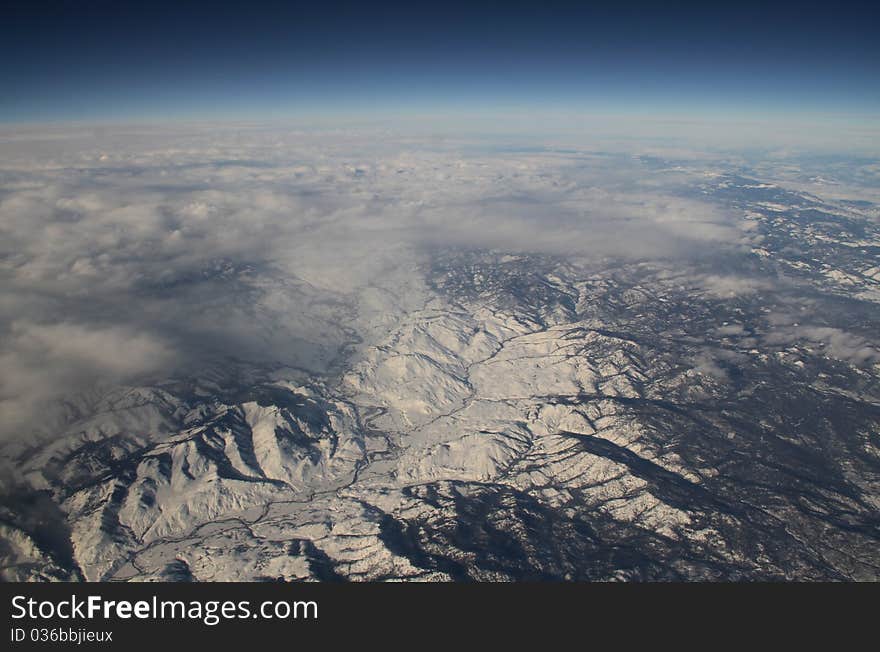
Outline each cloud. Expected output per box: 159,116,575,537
715,324,747,336
0,123,759,440
0,322,174,438
763,325,880,365
690,351,730,381
696,274,776,298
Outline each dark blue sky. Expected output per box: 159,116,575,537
1,1,878,122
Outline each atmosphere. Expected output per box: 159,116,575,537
2,0,879,121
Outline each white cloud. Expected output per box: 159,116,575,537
697,274,776,298
0,123,772,439
0,322,174,438
764,325,880,365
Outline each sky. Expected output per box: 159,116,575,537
1,0,879,123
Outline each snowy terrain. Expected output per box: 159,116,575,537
1,125,879,580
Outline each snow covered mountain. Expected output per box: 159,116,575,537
1,128,879,581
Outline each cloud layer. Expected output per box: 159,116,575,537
0,123,770,438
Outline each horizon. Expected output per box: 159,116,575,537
2,1,879,123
